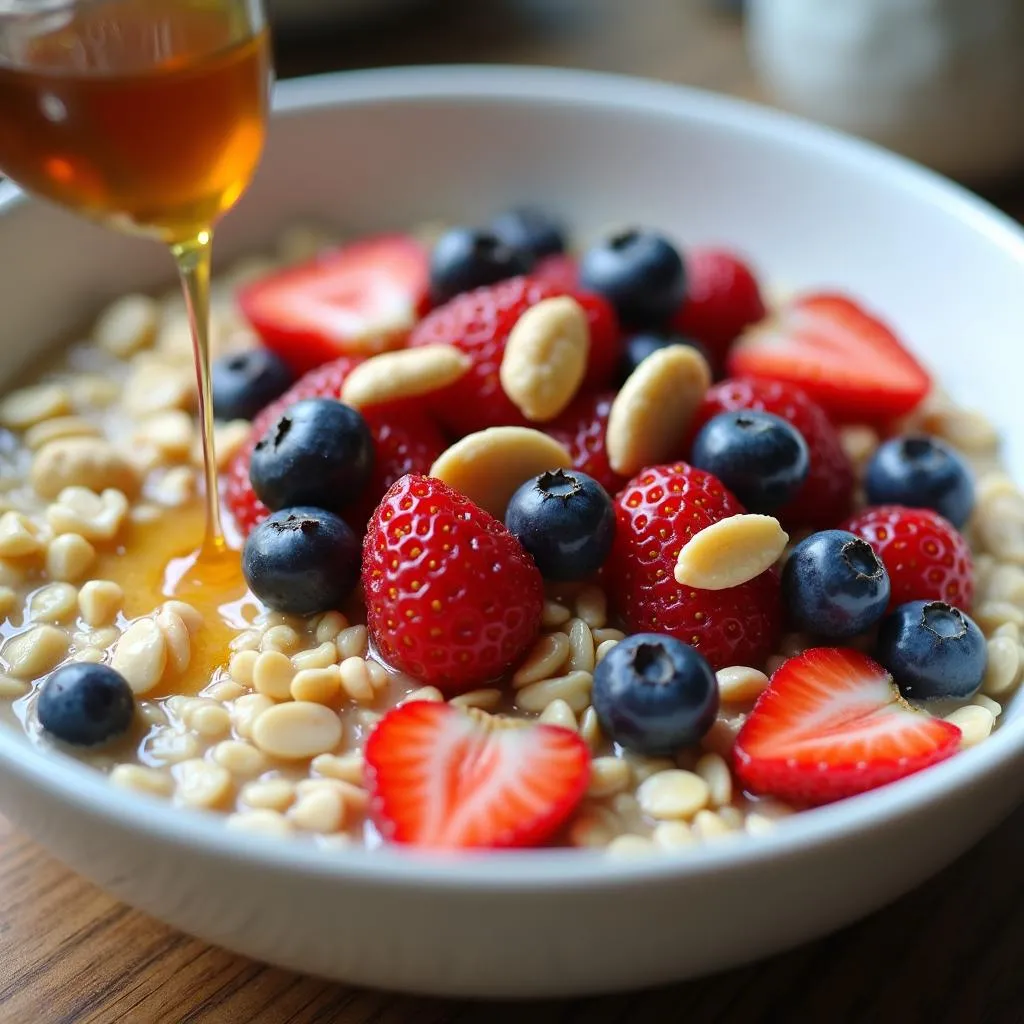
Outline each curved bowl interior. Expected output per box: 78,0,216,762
1,66,1024,997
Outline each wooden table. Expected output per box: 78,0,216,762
4,2,1024,1021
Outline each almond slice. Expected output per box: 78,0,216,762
674,514,788,590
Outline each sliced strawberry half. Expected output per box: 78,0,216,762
238,235,430,375
727,293,931,424
734,647,961,807
365,701,591,849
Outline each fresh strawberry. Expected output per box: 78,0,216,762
841,505,974,610
671,249,766,366
238,235,430,376
222,356,446,536
734,647,961,806
533,253,579,291
363,475,545,692
545,390,627,495
726,293,931,424
365,701,590,849
605,463,782,670
688,377,853,528
407,276,621,436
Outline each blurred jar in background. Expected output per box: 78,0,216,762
746,0,1024,183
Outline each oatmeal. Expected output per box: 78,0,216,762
1,211,1022,853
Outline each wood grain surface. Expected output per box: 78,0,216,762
4,2,1024,1021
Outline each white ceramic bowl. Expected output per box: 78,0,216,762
2,66,1024,999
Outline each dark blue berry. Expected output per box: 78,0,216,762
865,435,974,528
37,663,134,747
617,330,707,385
429,227,533,305
876,600,986,702
783,530,890,638
242,506,360,615
211,348,294,422
578,229,686,328
504,469,615,581
489,206,566,261
592,633,719,755
249,398,373,514
690,410,809,513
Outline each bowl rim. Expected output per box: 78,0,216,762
3,63,1024,890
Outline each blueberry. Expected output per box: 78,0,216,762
37,663,134,747
592,634,719,755
578,229,686,328
618,330,707,385
782,530,890,639
690,410,809,513
488,206,566,261
865,435,974,528
249,398,374,514
242,506,360,615
429,227,533,305
211,348,294,422
876,600,986,702
504,469,615,581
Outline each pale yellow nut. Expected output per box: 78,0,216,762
124,359,194,416
541,600,572,628
156,607,191,675
404,685,445,703
338,656,375,703
190,703,232,739
567,618,595,673
70,373,120,409
160,600,203,636
205,421,252,471
0,511,47,557
78,580,124,627
568,805,622,848
515,670,593,714
111,617,167,694
838,424,880,468
226,809,294,837
626,754,677,783
250,701,343,759
512,632,571,687
260,624,302,656
93,294,160,357
173,759,232,810
0,587,16,622
499,296,589,422
297,777,368,813
252,649,295,700
287,787,347,834
945,704,995,748
982,636,1021,696
0,558,26,589
587,756,632,798
3,625,69,679
575,586,608,630
695,752,733,807
45,533,96,582
449,688,503,710
606,345,711,476
46,487,129,542
335,624,368,660
134,411,195,462
595,638,619,663
231,693,275,739
205,679,245,703
0,673,30,698
972,693,1002,718
315,610,348,644
692,809,737,840
28,582,78,623
70,647,105,665
429,427,572,519
311,751,365,786
228,649,258,687
341,344,471,409
637,769,710,820
675,514,788,590
606,834,656,858
744,813,777,836
291,642,338,672
25,416,100,452
716,665,770,703
31,437,140,501
290,665,342,704
110,764,173,798
652,821,696,849
974,601,1024,634
240,777,297,812
212,740,268,776
0,383,71,430
537,698,578,731
578,705,603,750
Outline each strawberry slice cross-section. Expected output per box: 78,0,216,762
365,701,591,850
727,293,931,424
734,647,961,807
238,234,430,375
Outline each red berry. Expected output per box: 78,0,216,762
727,293,931,424
672,248,766,365
407,276,620,436
841,505,975,611
734,647,961,806
222,356,446,537
605,463,782,670
365,701,590,849
545,390,627,495
688,377,854,529
362,475,545,693
533,253,579,291
238,235,431,376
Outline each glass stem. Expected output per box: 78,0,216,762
171,230,224,554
